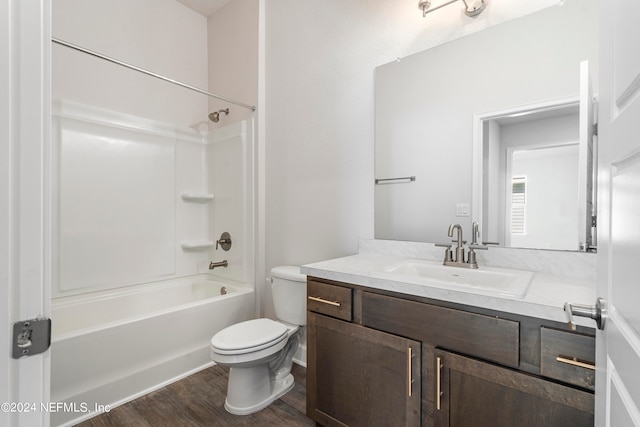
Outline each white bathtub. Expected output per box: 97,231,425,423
50,274,255,427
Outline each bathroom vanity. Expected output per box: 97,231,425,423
302,250,596,427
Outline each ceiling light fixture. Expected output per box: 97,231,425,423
418,0,488,17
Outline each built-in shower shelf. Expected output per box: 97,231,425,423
180,192,214,203
180,240,214,250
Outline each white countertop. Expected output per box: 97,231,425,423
301,252,597,328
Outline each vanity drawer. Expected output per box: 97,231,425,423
307,280,353,321
541,327,595,391
362,292,520,368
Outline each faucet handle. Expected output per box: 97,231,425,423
435,243,454,263
471,222,480,245
216,232,232,251
469,244,488,251
466,244,487,268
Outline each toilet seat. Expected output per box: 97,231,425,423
211,318,288,355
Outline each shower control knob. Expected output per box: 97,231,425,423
216,232,232,251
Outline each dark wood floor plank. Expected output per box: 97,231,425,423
75,364,313,427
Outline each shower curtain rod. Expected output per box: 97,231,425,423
52,37,256,112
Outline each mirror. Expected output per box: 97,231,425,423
374,0,598,250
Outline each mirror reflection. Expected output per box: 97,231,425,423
475,99,595,251
374,0,598,250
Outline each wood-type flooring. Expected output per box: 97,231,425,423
76,363,314,427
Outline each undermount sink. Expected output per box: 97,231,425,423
371,259,534,298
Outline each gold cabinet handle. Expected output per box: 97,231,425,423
436,356,443,410
556,355,596,370
307,296,341,307
407,347,413,397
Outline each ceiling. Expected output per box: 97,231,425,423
176,0,231,17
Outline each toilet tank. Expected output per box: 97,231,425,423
271,266,307,326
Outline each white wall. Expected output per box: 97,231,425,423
53,0,208,126
263,0,561,275
207,0,258,124
509,144,579,249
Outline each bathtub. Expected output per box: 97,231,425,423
49,274,255,427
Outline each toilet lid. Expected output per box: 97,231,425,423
211,318,289,355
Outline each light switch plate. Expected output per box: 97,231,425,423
456,203,469,217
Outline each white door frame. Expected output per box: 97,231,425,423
1,1,52,426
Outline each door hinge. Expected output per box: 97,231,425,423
592,215,597,227
12,317,51,359
593,122,598,136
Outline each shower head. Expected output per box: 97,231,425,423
208,108,230,123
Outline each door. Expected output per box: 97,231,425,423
307,313,421,427
0,1,52,426
596,0,640,425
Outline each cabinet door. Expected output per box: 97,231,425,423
307,312,421,427
433,350,594,427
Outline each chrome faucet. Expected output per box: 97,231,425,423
448,223,465,263
209,260,228,270
435,223,488,269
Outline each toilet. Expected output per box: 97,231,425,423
210,266,307,415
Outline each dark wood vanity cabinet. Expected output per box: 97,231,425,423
434,350,594,427
306,277,596,427
306,279,421,426
307,313,421,426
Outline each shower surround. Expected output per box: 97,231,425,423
49,101,256,426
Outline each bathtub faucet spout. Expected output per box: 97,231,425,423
209,260,228,270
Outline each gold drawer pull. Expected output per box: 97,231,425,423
308,296,341,307
556,355,596,370
407,347,413,397
436,356,443,410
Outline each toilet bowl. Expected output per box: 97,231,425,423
210,266,306,415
